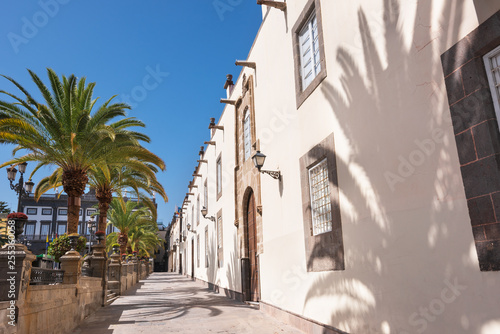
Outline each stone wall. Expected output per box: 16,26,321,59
0,245,151,334
16,277,101,334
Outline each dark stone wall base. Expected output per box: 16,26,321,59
260,301,349,334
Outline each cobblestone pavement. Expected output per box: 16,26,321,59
73,272,304,334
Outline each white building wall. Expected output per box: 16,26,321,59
243,1,500,333
176,1,500,333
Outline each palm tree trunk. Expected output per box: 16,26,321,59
96,187,112,245
67,196,81,234
118,232,128,255
62,169,88,235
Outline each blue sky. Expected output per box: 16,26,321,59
0,1,262,225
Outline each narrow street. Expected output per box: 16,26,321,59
74,273,304,334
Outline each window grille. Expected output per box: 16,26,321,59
308,158,332,235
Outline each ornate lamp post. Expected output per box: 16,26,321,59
87,216,97,255
6,162,35,212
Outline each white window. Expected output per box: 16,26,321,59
309,158,332,235
244,109,252,160
42,208,52,215
40,223,50,236
58,208,67,216
57,223,66,235
24,223,35,236
484,45,500,130
26,208,37,215
299,11,321,90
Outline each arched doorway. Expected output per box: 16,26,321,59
245,191,259,301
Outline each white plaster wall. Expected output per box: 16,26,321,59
242,0,500,333
186,106,241,293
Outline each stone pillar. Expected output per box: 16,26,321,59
59,250,82,284
120,264,128,293
90,243,106,278
127,262,133,288
0,243,36,330
107,253,121,295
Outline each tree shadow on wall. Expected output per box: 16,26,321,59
300,0,499,333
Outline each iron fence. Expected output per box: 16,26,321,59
30,268,64,285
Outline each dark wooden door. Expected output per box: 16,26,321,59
247,193,259,301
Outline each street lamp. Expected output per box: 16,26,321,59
251,151,281,180
87,216,97,254
201,206,216,222
6,163,35,212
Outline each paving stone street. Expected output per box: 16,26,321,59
73,273,304,334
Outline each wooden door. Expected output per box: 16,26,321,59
247,193,259,301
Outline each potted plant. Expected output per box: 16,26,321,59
67,233,80,251
7,212,28,242
95,230,105,241
112,243,120,254
47,234,87,262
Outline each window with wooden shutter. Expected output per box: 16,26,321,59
292,0,327,108
217,213,223,268
299,12,321,90
204,179,208,209
216,154,222,199
205,227,209,268
244,109,252,161
484,45,500,130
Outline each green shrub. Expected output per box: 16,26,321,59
48,234,87,262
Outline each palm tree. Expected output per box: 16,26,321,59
35,163,168,244
106,223,163,257
106,196,156,255
128,224,164,256
0,68,164,234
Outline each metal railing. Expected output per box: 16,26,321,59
81,266,94,277
30,268,64,285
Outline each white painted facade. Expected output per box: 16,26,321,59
175,1,500,333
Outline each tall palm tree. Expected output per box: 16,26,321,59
107,196,156,255
0,68,164,234
106,224,163,257
35,162,168,244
